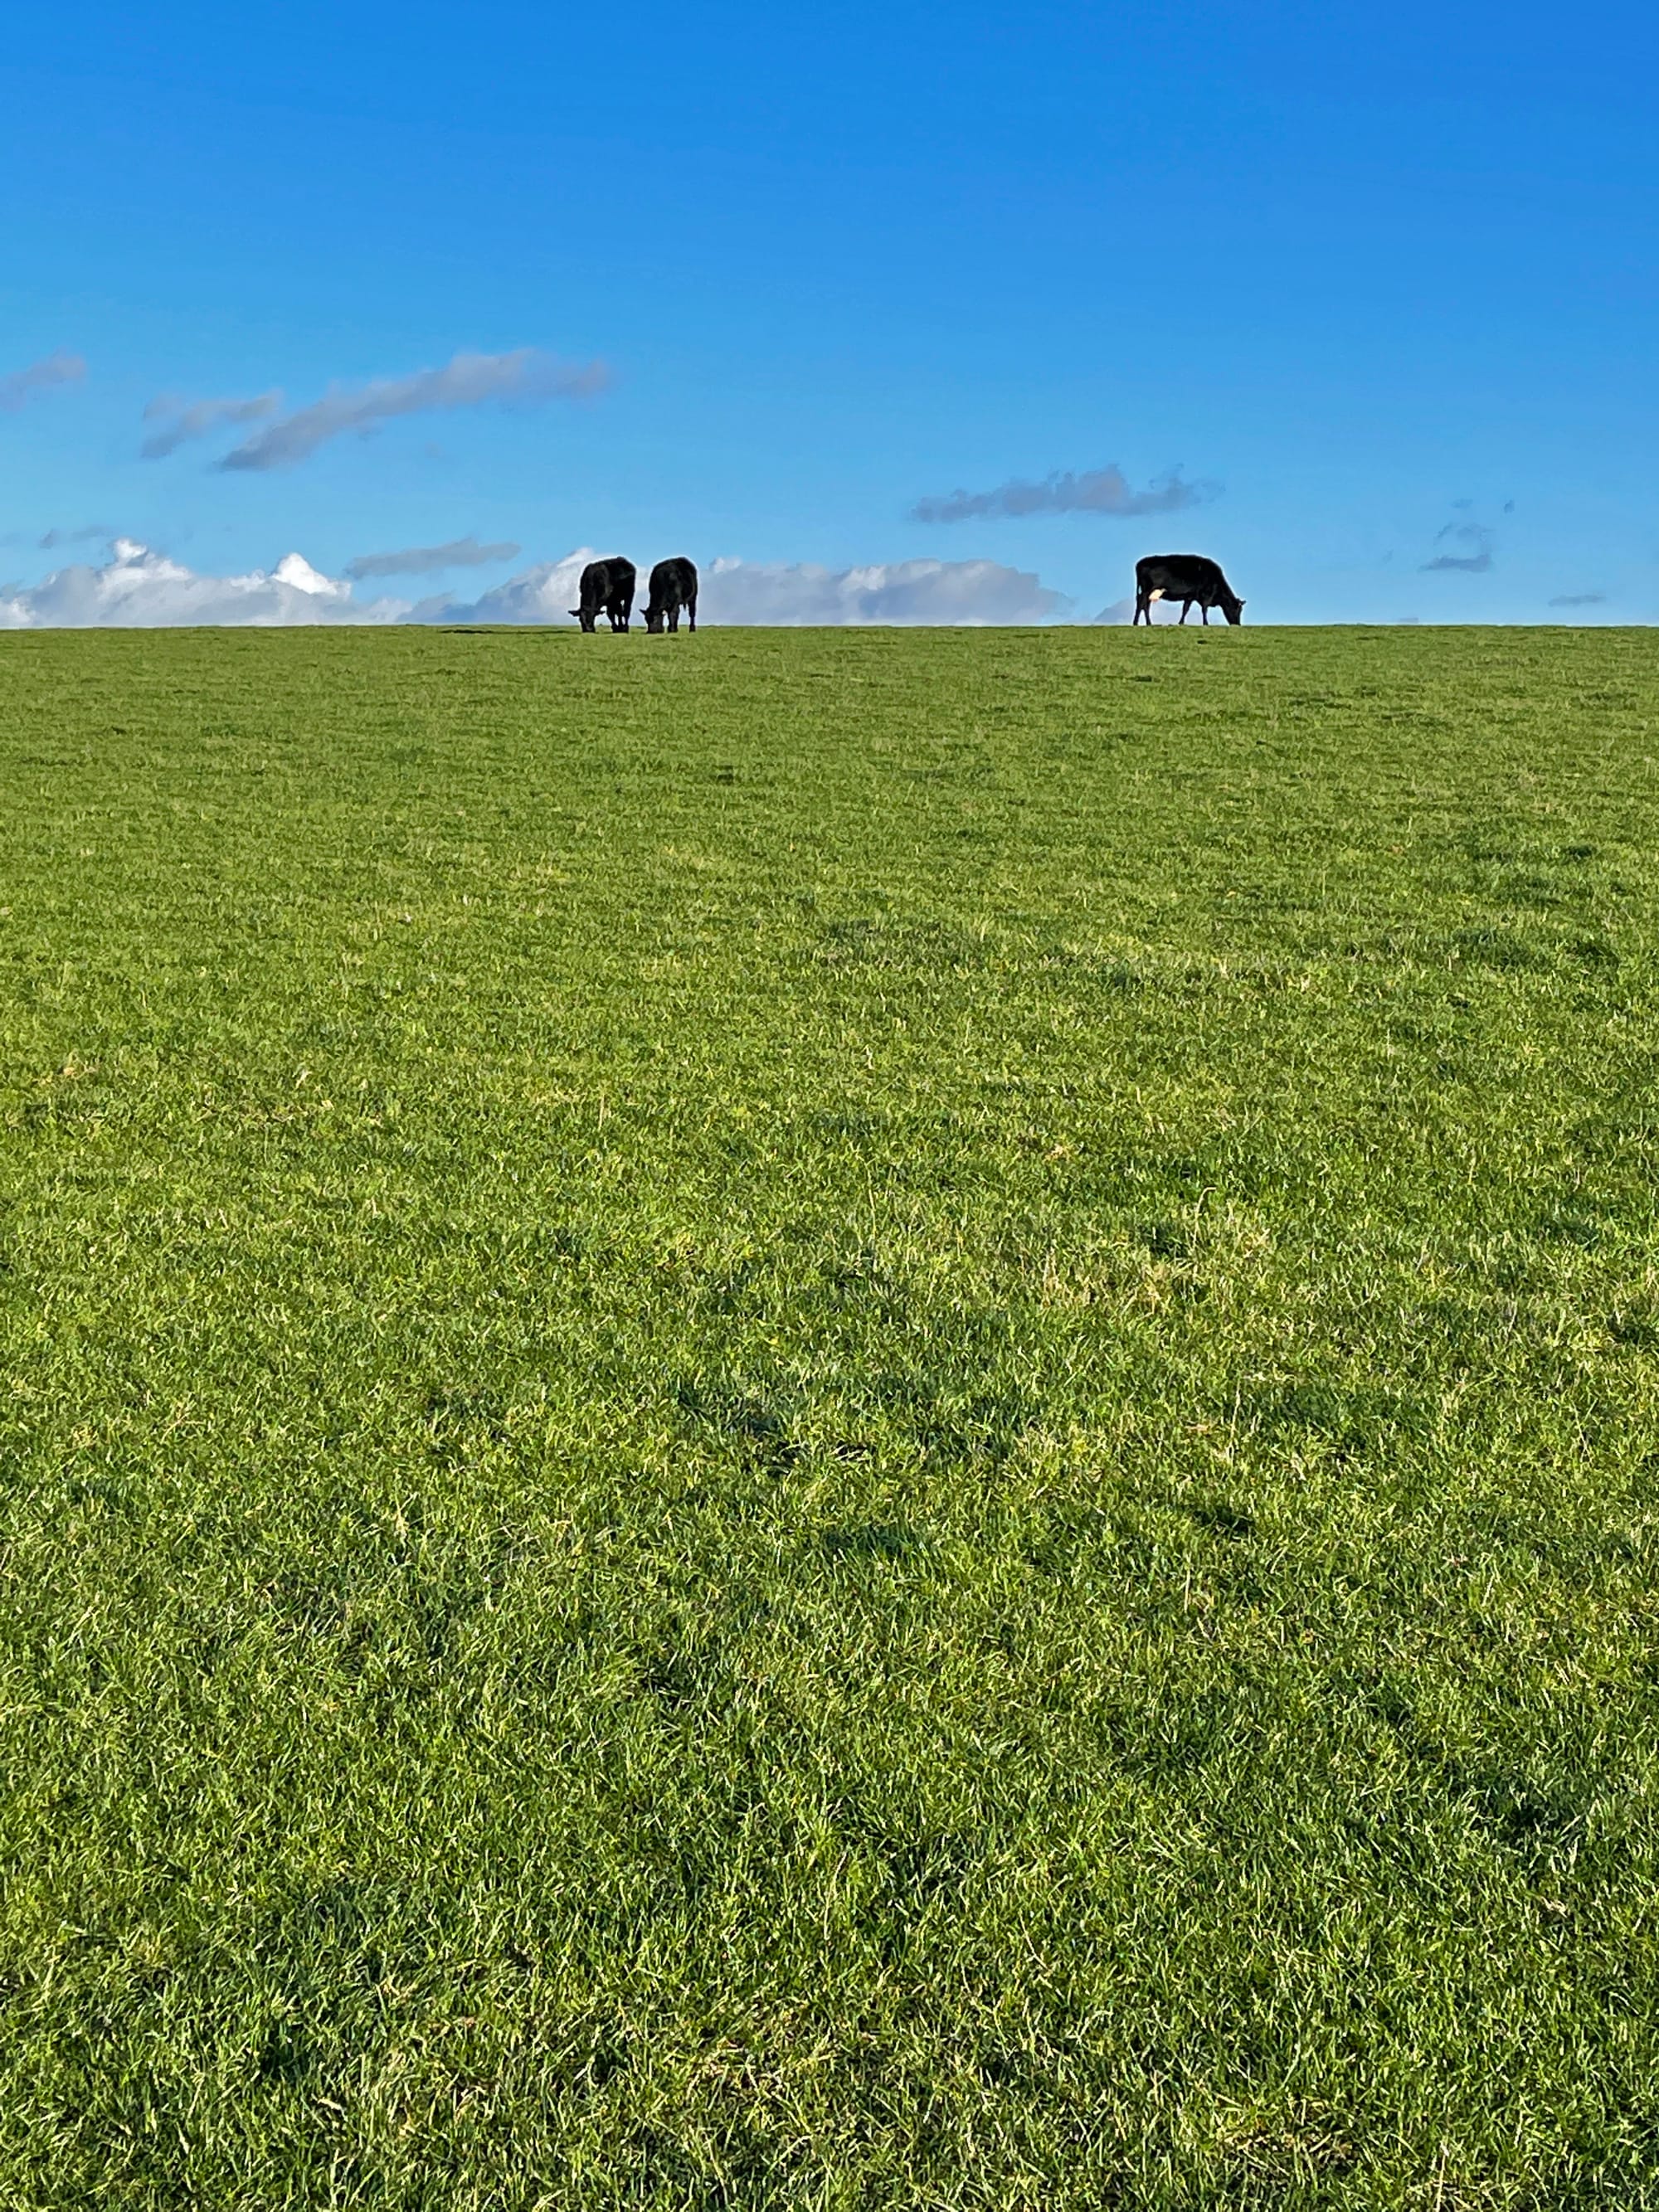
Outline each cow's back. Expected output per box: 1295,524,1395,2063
650,556,696,601
1138,553,1222,593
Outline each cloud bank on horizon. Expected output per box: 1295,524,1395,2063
0,351,87,413
697,557,1064,625
912,464,1218,525
0,542,1069,629
419,552,1066,626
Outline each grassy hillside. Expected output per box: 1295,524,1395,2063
2,625,1657,2208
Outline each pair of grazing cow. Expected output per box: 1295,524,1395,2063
1133,554,1244,625
571,556,698,634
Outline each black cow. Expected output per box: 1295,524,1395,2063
1133,554,1244,626
570,557,636,632
641,557,698,634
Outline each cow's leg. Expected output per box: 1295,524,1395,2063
1179,600,1191,624
687,596,697,633
1201,603,1210,625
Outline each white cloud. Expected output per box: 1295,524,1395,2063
0,540,407,628
220,349,611,471
0,350,86,413
406,548,599,624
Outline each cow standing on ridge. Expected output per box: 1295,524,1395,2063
641,557,698,634
1133,554,1244,625
570,557,636,632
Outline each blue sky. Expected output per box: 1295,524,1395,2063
3,0,1656,624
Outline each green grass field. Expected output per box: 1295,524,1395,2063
3,625,1657,2208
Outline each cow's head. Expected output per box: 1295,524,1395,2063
569,607,598,631
1222,596,1244,625
641,605,664,634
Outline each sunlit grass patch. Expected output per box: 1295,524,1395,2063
2,624,1657,2206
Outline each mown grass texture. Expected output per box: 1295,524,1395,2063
2,624,1657,2209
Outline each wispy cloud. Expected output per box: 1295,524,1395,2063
218,348,611,471
912,464,1218,526
38,524,113,549
1422,549,1491,572
1548,591,1606,607
141,390,281,459
1421,516,1494,573
0,350,86,413
345,535,522,580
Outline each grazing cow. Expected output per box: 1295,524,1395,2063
1133,554,1244,626
570,557,636,632
641,556,698,634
